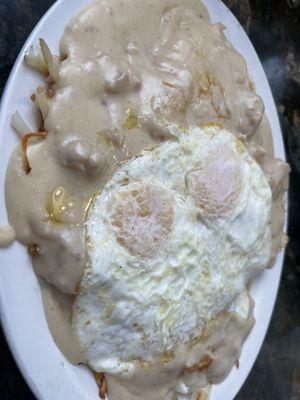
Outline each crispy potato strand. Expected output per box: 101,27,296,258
27,244,41,256
93,372,107,399
47,88,55,98
197,391,208,400
186,352,214,373
21,131,47,174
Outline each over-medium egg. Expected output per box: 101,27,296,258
72,125,272,375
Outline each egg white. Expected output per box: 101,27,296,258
73,125,272,375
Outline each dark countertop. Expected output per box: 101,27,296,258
0,1,299,399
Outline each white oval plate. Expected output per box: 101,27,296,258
0,1,287,399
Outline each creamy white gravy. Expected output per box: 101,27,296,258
4,0,290,398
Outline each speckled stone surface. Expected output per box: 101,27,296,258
0,1,299,399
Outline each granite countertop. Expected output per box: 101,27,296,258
0,1,299,399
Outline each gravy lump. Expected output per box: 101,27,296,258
0,225,16,248
4,0,290,399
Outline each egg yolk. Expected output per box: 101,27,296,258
186,147,242,218
111,183,174,258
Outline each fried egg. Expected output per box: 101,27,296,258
73,125,272,375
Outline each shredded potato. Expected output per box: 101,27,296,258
24,39,60,82
35,87,49,119
197,392,208,400
11,111,31,137
27,244,41,256
39,39,59,81
93,372,107,399
24,44,48,75
186,352,214,373
21,131,48,174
